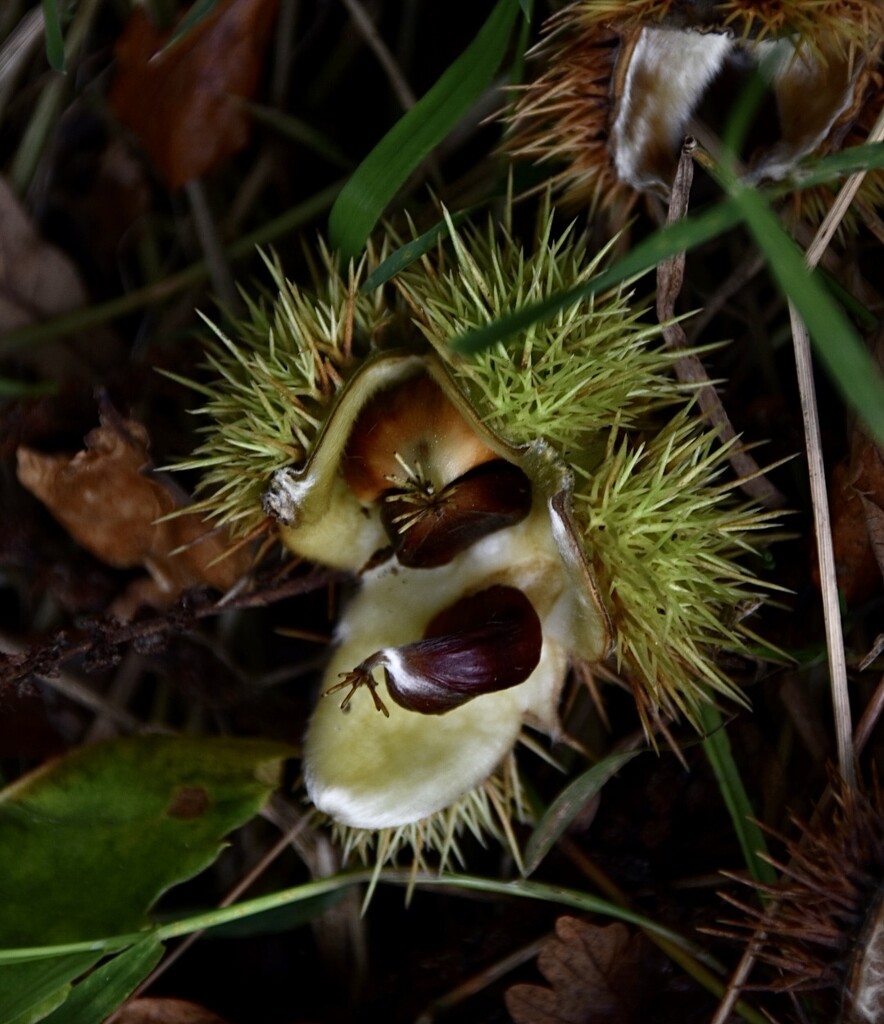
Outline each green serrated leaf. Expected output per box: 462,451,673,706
42,0,66,73
328,0,519,260
524,750,642,875
0,736,292,949
41,937,163,1024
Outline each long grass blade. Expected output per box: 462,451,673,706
733,186,884,447
41,0,64,72
328,0,520,260
451,197,744,354
523,750,642,875
699,703,776,885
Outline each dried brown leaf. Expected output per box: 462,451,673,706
827,458,882,605
861,494,884,581
112,997,231,1023
110,0,279,188
0,176,87,332
505,918,645,1024
16,413,251,616
826,340,884,604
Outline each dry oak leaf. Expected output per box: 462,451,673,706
112,998,231,1023
825,331,884,605
16,413,251,613
110,0,279,189
827,442,884,605
0,176,87,332
506,918,645,1024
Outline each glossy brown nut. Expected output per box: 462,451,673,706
381,584,543,714
381,459,532,568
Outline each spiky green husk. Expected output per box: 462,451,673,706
504,16,628,217
183,204,775,721
716,0,884,50
575,0,884,51
394,211,774,727
575,410,776,724
397,210,693,465
180,202,779,867
174,248,391,534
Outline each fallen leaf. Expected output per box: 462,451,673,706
16,410,252,616
0,735,291,1023
113,997,232,1023
41,113,151,290
110,0,280,188
825,334,884,604
862,493,884,580
505,918,646,1024
0,175,87,333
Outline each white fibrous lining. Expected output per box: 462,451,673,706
611,27,732,190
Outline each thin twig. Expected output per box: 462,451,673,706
339,0,417,111
0,567,347,690
82,651,145,742
787,104,884,789
790,305,854,787
0,635,151,733
658,140,786,509
271,0,300,106
185,179,240,312
707,933,768,1024
684,250,766,346
414,935,547,1023
854,673,884,758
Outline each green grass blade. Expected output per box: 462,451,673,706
0,869,767,1024
361,207,474,290
41,0,65,72
0,870,697,964
12,0,103,193
41,936,163,1024
327,0,520,260
0,952,101,1024
699,703,777,886
243,102,353,169
0,867,708,961
782,142,884,192
161,0,219,53
451,197,744,354
733,183,884,447
523,750,642,875
0,379,57,399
